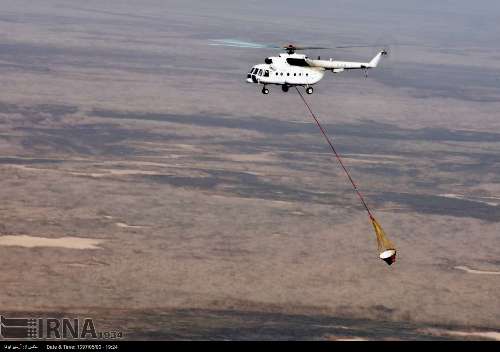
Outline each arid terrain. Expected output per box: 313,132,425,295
0,0,499,340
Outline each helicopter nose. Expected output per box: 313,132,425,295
246,77,253,83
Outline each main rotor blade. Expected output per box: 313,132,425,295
209,39,280,49
334,44,388,49
210,40,332,50
294,46,331,50
209,39,394,53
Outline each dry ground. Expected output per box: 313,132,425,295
0,0,498,340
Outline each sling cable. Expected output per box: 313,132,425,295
295,87,397,265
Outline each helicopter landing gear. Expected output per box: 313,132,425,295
281,85,289,92
306,87,313,95
262,86,269,95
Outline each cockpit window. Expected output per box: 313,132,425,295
252,68,258,74
258,69,263,76
264,70,269,77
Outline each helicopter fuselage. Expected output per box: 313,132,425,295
246,53,324,87
246,50,386,94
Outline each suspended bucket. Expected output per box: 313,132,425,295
379,249,397,265
294,88,398,265
371,217,397,265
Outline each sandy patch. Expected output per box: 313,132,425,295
5,165,169,178
344,153,405,160
115,222,147,229
94,160,169,168
342,158,393,165
377,206,409,211
454,266,500,275
5,165,47,172
421,328,500,341
173,144,202,152
289,120,313,124
66,263,89,268
439,193,499,206
328,153,405,165
0,235,103,250
325,335,368,341
224,152,275,163
69,169,166,178
208,194,297,207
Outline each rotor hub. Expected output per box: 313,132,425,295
284,44,297,54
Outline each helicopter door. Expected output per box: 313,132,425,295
251,68,259,83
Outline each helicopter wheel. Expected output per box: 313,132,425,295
262,87,269,95
306,87,313,95
281,85,289,92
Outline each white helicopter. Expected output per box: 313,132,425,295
211,40,388,95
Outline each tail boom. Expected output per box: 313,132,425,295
305,50,387,70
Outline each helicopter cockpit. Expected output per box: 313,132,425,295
247,66,270,83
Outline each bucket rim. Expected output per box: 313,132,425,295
379,249,397,259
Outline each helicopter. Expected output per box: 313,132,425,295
210,39,397,264
211,40,388,95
